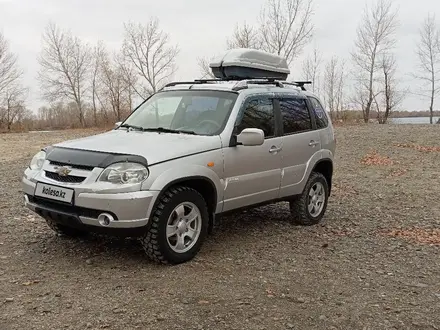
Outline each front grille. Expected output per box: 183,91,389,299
45,171,86,183
49,161,94,171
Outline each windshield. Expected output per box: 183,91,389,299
121,90,238,135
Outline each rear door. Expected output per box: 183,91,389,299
276,96,321,198
308,96,334,149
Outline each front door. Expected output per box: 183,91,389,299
222,95,282,212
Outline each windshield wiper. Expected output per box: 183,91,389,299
142,127,197,135
119,124,145,131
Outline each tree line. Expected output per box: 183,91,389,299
0,0,439,131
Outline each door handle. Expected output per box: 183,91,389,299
309,140,319,147
269,146,282,153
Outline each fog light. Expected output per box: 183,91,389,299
98,213,114,227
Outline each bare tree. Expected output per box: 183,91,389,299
99,50,132,121
0,33,22,95
0,33,27,131
1,83,28,130
122,18,179,97
301,47,322,93
37,23,92,127
376,54,404,123
226,22,261,49
351,0,398,123
323,57,346,120
258,0,314,65
414,14,440,124
116,54,139,112
90,41,107,126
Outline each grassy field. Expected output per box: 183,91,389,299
1,125,439,330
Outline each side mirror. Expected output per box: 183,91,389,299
114,121,122,129
236,128,265,146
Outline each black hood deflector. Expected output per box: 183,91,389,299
44,146,148,168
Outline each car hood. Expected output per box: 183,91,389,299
53,129,223,165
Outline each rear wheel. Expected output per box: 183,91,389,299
140,186,209,265
289,172,329,226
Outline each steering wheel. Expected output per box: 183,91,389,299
196,119,221,130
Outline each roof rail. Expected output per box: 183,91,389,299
161,78,313,92
282,81,312,91
231,78,284,91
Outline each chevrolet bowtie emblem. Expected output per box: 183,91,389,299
54,166,72,177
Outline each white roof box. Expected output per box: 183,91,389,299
209,48,290,80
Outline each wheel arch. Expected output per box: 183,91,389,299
311,158,333,195
150,175,218,227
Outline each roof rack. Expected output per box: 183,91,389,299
162,78,312,92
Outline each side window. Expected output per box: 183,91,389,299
308,97,329,129
236,97,275,138
279,98,312,135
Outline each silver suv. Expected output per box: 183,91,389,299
22,49,336,264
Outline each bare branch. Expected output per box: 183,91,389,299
351,0,399,123
196,57,216,79
0,33,23,95
0,81,28,130
258,0,314,65
90,41,106,126
122,18,179,97
226,22,261,49
301,47,322,93
323,57,347,120
377,53,404,123
37,22,92,127
414,13,440,124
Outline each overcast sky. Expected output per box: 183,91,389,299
0,0,438,112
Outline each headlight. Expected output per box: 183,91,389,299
29,150,46,170
98,162,148,184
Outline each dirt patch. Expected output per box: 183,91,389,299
1,125,440,330
360,150,394,165
386,168,408,178
395,143,440,153
381,228,440,246
331,183,358,198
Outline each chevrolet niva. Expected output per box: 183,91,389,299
22,48,336,264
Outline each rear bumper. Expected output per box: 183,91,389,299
22,176,159,234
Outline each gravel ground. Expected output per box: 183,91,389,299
1,125,440,330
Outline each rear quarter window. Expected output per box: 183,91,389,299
308,97,329,129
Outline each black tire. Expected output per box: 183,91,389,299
44,217,87,238
289,172,329,226
140,186,209,265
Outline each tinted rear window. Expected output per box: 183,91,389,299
308,97,328,129
279,98,312,135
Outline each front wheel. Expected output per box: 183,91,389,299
140,186,209,265
289,172,329,226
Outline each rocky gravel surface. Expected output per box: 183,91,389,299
1,125,439,330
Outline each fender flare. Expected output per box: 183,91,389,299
311,158,333,195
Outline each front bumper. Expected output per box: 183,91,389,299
22,175,159,234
